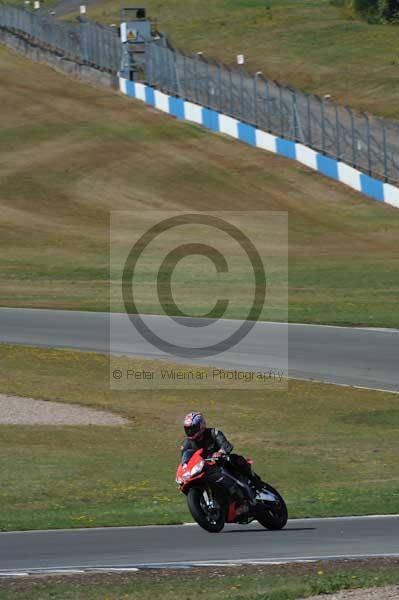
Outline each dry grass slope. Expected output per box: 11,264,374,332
0,46,399,325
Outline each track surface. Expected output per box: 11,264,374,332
0,307,398,391
1,517,399,572
1,308,398,569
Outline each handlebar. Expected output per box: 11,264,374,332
204,453,230,462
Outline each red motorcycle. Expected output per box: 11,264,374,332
176,449,288,533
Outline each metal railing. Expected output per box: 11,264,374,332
0,3,121,72
146,40,399,185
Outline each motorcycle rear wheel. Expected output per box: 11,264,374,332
187,487,225,533
256,483,288,530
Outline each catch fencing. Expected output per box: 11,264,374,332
146,41,399,185
0,3,121,72
1,3,399,184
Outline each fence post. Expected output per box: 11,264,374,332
168,47,175,95
183,53,187,99
292,90,297,141
163,38,170,91
163,45,169,91
229,68,234,115
93,23,100,69
194,53,199,104
148,42,154,86
240,68,244,121
349,107,356,168
173,47,182,97
157,45,165,89
161,37,168,89
218,63,222,113
157,40,163,87
253,72,259,126
279,85,284,137
365,113,372,176
98,26,104,70
79,19,84,64
265,79,271,133
335,105,340,160
382,119,388,182
82,19,91,66
206,59,210,107
306,94,312,146
146,41,152,85
320,97,326,154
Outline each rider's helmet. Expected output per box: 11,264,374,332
184,412,206,440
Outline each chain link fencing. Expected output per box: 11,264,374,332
0,3,121,72
146,40,399,185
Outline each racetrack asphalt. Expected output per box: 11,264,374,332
1,516,399,573
0,307,398,392
0,308,399,569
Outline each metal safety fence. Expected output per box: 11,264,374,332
2,3,399,184
0,3,121,72
146,40,399,185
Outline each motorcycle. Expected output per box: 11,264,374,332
175,449,288,533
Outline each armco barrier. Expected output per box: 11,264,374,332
119,78,399,209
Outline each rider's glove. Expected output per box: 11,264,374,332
212,451,225,459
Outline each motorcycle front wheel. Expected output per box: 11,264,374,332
256,483,288,530
187,487,225,533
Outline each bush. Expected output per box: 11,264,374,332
338,0,399,21
378,0,399,20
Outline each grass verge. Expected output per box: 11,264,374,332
0,344,399,531
0,560,399,599
1,47,399,326
81,0,399,120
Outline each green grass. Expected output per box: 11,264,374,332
1,344,399,531
0,562,399,599
1,47,399,326
82,0,399,120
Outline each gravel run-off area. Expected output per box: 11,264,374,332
301,585,399,599
0,394,128,425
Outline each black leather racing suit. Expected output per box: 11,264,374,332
180,428,254,483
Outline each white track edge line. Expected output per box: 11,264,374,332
3,553,399,576
1,514,399,535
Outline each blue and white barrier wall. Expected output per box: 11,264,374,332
119,78,399,209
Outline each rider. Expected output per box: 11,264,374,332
181,412,263,492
